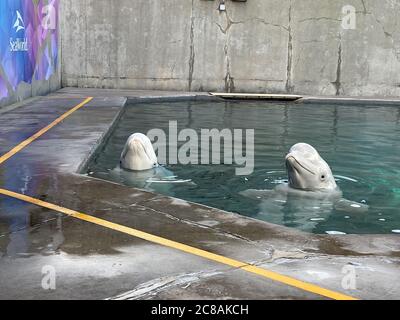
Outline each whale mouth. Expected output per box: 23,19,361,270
285,156,316,175
141,142,155,162
131,139,158,166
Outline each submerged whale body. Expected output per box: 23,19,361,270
110,165,181,190
240,143,368,231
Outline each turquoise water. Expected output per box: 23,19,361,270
87,100,400,234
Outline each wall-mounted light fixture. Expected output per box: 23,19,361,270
218,0,226,12
200,0,247,12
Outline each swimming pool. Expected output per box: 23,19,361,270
86,99,400,234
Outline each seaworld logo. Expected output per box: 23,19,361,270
13,10,25,33
10,38,28,52
9,10,28,52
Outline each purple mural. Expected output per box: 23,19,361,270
0,0,59,100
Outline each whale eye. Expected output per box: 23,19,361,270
321,175,326,180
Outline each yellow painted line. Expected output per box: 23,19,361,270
0,188,358,300
0,97,93,165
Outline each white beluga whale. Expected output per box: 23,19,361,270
110,133,193,191
120,133,158,171
285,143,338,193
240,143,368,232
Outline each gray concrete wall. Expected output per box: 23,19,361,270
61,0,400,97
0,73,61,108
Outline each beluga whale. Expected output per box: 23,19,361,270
120,133,159,171
240,143,368,231
109,133,192,191
285,142,340,195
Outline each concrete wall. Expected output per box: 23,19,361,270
0,73,61,108
61,0,400,97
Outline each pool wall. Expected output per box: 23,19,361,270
61,0,400,97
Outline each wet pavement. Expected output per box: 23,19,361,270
0,88,399,300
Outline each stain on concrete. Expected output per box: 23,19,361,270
332,35,343,96
188,0,195,91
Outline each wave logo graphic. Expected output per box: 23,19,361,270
13,10,25,33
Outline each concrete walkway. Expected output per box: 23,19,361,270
0,88,399,300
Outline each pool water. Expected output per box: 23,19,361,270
86,100,400,234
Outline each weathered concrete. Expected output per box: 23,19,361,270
61,0,400,97
0,72,61,109
0,88,399,300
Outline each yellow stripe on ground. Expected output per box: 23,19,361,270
0,97,93,165
0,188,358,300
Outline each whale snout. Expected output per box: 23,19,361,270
285,155,297,172
285,155,296,165
285,154,315,175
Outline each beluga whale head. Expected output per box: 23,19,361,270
120,133,158,171
285,143,337,192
